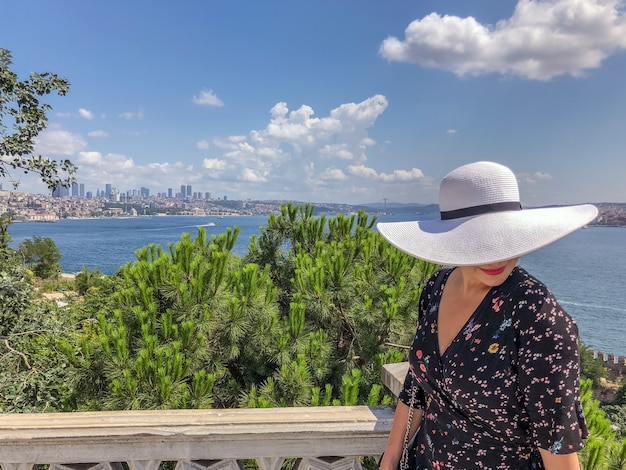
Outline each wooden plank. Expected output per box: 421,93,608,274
0,406,394,463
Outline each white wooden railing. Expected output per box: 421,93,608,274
0,363,408,470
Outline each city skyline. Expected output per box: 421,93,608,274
2,1,626,206
45,180,221,201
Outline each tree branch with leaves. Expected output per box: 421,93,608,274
0,48,76,190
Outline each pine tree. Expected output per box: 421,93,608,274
579,379,619,470
244,203,438,406
63,204,438,410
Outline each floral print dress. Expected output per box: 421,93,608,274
399,266,588,470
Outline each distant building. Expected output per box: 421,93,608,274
23,212,58,222
105,183,112,198
52,186,69,198
180,184,186,198
186,185,192,199
79,183,85,198
168,188,173,198
72,183,79,197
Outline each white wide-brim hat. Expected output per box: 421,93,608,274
377,161,598,266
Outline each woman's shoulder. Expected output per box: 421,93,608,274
507,265,552,298
506,266,577,332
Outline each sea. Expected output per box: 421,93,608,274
7,213,626,357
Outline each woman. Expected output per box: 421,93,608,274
377,161,597,470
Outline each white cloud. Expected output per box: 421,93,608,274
77,151,102,165
193,95,432,202
198,95,392,195
320,167,348,180
256,146,282,159
447,129,458,134
380,168,425,182
78,108,94,120
319,144,354,160
75,152,134,169
517,171,553,183
88,130,109,138
213,135,247,149
266,104,318,141
379,0,626,80
146,161,186,172
34,124,87,155
346,164,380,179
329,96,389,128
270,102,289,118
97,153,135,170
202,158,227,170
119,110,144,120
196,140,210,150
240,168,267,182
56,108,94,120
265,96,388,144
347,165,425,182
192,89,224,107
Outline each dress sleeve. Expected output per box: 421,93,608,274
514,288,588,454
398,367,426,409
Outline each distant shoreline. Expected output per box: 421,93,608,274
9,212,626,227
11,213,245,223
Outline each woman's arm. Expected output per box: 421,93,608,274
538,448,580,470
378,401,423,470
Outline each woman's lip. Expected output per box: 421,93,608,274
480,266,506,276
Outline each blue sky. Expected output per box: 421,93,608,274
2,0,625,206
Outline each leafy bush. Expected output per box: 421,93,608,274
604,404,626,439
18,235,62,279
0,263,75,412
74,267,106,295
38,277,75,293
579,342,607,386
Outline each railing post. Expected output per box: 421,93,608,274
381,362,408,399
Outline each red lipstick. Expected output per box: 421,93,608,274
480,266,506,276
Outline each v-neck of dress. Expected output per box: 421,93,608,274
435,283,494,359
